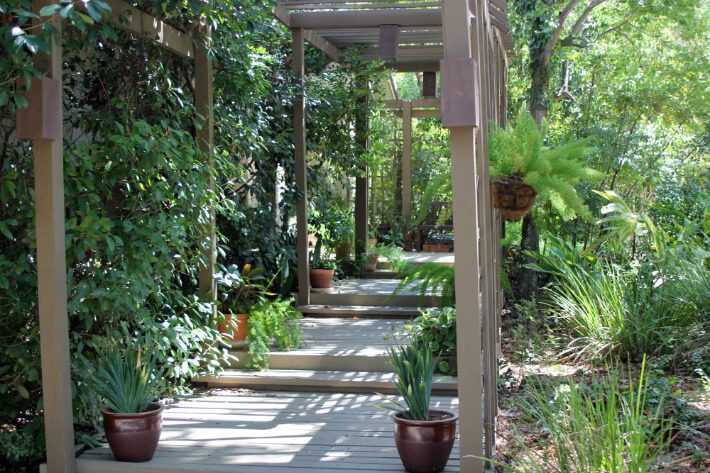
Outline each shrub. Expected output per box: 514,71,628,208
402,307,457,375
394,263,455,307
246,297,303,370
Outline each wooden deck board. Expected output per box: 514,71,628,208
79,390,460,473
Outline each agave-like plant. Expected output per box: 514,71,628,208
380,340,434,420
93,349,158,414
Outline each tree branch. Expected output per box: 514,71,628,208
561,0,608,48
539,0,583,73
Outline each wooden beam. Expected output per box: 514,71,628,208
105,0,194,59
31,2,76,472
402,101,413,228
412,109,442,118
293,28,310,305
272,4,291,26
195,29,216,306
388,61,441,72
303,30,340,62
289,9,442,29
442,0,485,471
384,98,440,109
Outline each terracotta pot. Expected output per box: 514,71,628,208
217,313,249,341
392,410,458,473
310,268,334,288
365,253,379,272
491,176,537,221
334,243,352,260
103,402,164,462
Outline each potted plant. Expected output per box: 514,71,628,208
215,264,272,342
488,108,599,221
379,340,458,473
329,209,355,260
309,235,336,289
93,348,163,462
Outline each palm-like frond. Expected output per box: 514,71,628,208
93,349,158,413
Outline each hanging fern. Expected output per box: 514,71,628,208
489,109,601,220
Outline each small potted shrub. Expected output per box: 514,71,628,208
488,109,599,221
379,340,458,473
93,349,163,462
309,235,336,288
215,264,272,342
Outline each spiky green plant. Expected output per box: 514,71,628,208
379,340,434,420
93,349,158,414
488,109,600,220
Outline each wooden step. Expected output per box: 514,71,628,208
193,369,458,395
225,352,393,372
364,269,400,279
225,317,408,372
297,305,421,318
310,279,440,308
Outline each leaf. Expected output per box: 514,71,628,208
17,384,30,399
39,4,62,16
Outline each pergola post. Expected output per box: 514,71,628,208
354,75,369,259
293,27,310,304
441,0,484,472
471,0,499,462
30,2,76,472
195,28,216,303
401,100,413,229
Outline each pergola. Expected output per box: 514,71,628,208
275,1,512,472
24,1,511,472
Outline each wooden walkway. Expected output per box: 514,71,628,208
78,390,460,473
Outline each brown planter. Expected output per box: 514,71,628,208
491,176,537,221
334,243,352,260
310,268,334,288
217,313,249,341
103,402,164,462
422,244,452,253
392,410,458,473
365,253,379,272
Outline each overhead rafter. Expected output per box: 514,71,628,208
104,0,194,59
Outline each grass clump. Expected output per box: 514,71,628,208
509,360,669,473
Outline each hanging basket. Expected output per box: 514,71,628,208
491,176,537,221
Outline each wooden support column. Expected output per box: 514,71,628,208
31,2,76,471
441,1,483,472
402,100,413,229
293,28,310,304
195,29,216,303
472,0,499,463
354,75,369,259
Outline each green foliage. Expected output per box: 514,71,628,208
372,244,409,273
380,340,434,420
92,348,160,414
246,297,303,370
215,264,273,314
489,109,600,220
509,360,670,473
529,201,709,368
309,235,336,270
394,263,455,307
402,307,457,375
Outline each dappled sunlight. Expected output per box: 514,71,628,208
79,389,460,471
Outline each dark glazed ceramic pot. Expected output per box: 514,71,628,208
392,410,458,473
103,402,164,462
